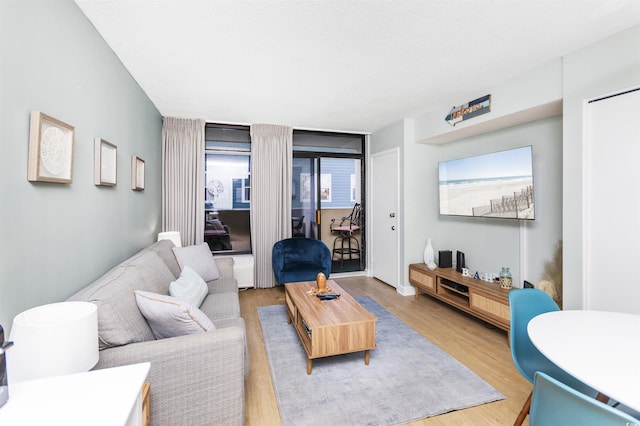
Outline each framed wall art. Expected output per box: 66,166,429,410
28,111,74,183
131,156,145,191
94,138,117,186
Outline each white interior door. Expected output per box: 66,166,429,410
584,87,640,314
371,148,400,287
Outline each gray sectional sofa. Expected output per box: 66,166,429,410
68,239,246,426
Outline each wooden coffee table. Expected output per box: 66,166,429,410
284,280,377,374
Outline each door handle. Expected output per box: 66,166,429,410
391,226,396,231
389,213,396,218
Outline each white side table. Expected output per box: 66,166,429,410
0,362,150,425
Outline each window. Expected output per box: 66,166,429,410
203,124,365,264
242,174,251,203
204,124,251,254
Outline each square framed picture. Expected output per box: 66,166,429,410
27,111,74,183
94,138,117,186
131,156,145,191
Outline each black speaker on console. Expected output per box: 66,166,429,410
438,250,452,268
456,251,465,273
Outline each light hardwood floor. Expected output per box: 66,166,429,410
241,276,531,425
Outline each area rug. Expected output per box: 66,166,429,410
258,296,504,426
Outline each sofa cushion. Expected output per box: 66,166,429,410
212,256,235,280
68,266,156,350
199,292,241,321
206,277,238,295
169,266,208,307
144,239,182,278
172,242,220,281
134,290,215,339
129,251,176,295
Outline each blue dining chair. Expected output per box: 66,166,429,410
530,372,639,426
509,288,600,425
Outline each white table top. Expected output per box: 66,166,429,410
528,310,640,410
0,362,150,425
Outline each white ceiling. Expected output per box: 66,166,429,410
74,0,640,134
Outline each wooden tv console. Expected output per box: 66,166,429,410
409,263,511,333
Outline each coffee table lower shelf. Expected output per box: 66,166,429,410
285,281,377,374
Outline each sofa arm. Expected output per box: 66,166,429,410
214,256,234,279
95,327,245,426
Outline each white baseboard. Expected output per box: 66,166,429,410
395,285,416,297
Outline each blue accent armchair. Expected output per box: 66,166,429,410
272,238,331,285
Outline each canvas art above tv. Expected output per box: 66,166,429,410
438,146,535,220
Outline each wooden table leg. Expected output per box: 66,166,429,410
364,350,370,365
514,391,531,426
307,358,312,375
142,382,150,426
287,314,291,325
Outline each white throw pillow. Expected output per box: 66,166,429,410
169,266,209,307
172,242,221,281
134,290,215,339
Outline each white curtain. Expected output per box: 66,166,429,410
250,124,293,288
162,117,205,247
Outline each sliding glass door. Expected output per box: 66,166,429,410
292,156,319,239
292,152,364,273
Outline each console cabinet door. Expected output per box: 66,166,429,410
469,290,510,326
409,266,435,296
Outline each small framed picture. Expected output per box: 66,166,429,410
131,156,145,191
28,111,74,183
94,138,117,186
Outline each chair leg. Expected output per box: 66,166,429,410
350,235,361,267
514,391,532,426
340,234,348,268
332,234,346,269
332,233,362,271
348,236,357,260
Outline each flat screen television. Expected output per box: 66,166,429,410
438,146,535,220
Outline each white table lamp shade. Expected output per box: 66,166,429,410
157,231,182,247
7,301,98,383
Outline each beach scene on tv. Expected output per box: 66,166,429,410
439,146,535,220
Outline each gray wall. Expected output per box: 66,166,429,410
421,117,563,287
0,0,162,329
370,25,639,304
369,120,410,292
562,24,640,309
370,116,562,292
